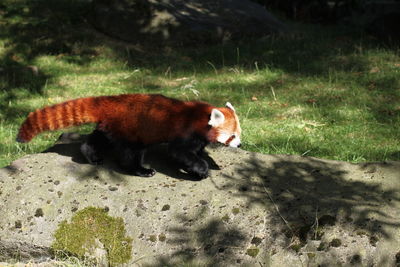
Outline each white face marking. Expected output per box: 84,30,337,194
210,104,241,148
216,133,241,148
208,109,225,127
229,136,241,148
216,132,231,144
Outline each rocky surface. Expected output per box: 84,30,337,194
90,0,287,45
1,133,400,266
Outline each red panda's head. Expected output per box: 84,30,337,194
208,102,242,148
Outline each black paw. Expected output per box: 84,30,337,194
88,157,103,165
133,167,156,177
188,160,209,180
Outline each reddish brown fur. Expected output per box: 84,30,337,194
17,97,97,142
17,94,236,144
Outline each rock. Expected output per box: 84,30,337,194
90,0,287,45
1,133,400,266
329,238,342,248
0,241,52,263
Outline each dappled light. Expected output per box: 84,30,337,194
90,0,286,45
150,207,247,266
220,153,400,241
1,0,399,166
1,0,400,265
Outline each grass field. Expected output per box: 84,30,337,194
1,0,399,168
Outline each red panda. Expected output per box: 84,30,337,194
17,94,241,179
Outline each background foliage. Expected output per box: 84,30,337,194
0,0,399,167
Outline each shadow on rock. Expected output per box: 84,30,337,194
146,207,247,267
219,153,400,243
43,133,219,181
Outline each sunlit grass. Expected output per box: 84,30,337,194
0,0,399,167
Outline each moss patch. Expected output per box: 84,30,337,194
52,207,132,266
149,235,157,242
232,207,240,215
159,233,167,242
221,214,230,222
161,204,170,211
246,246,259,257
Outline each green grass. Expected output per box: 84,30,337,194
1,0,399,167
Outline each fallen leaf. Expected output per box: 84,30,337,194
369,67,380,73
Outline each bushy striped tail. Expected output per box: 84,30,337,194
17,97,99,143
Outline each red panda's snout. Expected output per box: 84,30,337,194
227,134,241,148
216,132,241,148
208,102,241,148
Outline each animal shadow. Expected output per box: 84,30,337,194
43,132,220,181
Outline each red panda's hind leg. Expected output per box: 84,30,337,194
80,130,111,165
116,141,156,177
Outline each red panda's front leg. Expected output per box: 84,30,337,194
168,135,209,179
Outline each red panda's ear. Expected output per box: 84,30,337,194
208,109,225,127
226,102,235,111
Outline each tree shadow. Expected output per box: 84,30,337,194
90,0,285,46
144,207,247,267
219,153,400,246
2,0,399,167
2,1,398,110
135,151,400,266
2,0,395,77
0,0,96,119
